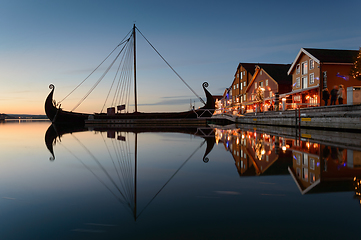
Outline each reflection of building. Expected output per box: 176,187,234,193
215,128,291,176
289,142,361,195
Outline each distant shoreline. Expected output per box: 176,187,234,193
0,114,48,120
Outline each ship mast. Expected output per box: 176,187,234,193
133,24,138,113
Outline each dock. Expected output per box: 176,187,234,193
211,104,361,131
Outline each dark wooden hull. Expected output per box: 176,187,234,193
44,83,215,126
45,123,215,162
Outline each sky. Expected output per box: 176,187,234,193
0,0,360,114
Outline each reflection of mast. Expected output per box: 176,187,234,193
134,133,137,220
44,124,215,220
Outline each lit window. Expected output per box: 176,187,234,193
302,62,308,75
255,82,257,89
243,81,246,87
234,85,236,90
266,79,268,86
303,168,308,181
236,83,239,88
243,95,246,101
240,83,243,90
296,64,300,74
269,91,273,98
240,72,243,80
260,81,263,87
309,59,314,70
309,73,314,84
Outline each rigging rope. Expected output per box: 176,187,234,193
135,27,206,105
71,39,129,111
58,34,131,105
136,139,206,219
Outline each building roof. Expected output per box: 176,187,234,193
288,48,359,75
258,64,292,85
236,63,258,76
246,63,292,91
304,48,358,63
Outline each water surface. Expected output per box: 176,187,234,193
1,121,360,239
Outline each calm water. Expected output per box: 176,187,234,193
1,120,361,240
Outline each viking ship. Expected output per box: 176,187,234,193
45,25,215,126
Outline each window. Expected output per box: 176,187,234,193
310,59,314,70
243,81,246,87
310,158,315,170
243,71,246,76
240,83,243,90
309,73,314,84
260,81,263,87
269,91,273,98
302,76,308,89
234,85,236,90
255,82,257,89
294,154,301,165
240,72,243,80
243,95,246,101
303,154,308,166
303,168,308,181
266,79,268,86
302,62,308,75
236,83,239,89
296,168,301,178
310,172,316,183
296,64,300,74
296,77,300,88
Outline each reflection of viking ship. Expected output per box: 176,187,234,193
44,25,215,126
44,124,215,220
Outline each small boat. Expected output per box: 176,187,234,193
45,25,215,126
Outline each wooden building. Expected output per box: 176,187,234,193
286,48,359,107
244,64,292,112
229,63,258,113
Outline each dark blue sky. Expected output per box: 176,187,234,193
1,0,360,114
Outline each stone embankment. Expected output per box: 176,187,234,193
212,104,361,131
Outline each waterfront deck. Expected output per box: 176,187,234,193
211,104,361,131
